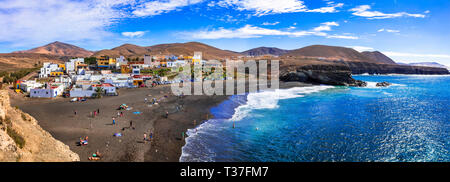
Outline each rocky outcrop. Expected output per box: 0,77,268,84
0,90,79,162
376,82,392,87
279,64,367,86
343,62,449,75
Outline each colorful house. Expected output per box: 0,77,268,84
50,72,64,77
192,51,202,65
97,56,110,68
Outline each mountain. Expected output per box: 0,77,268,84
361,51,396,64
0,53,63,71
283,45,378,63
93,42,242,60
241,47,290,56
404,62,449,70
13,41,93,57
280,45,449,75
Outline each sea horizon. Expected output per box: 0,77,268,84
181,74,450,162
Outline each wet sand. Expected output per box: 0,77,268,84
10,81,310,162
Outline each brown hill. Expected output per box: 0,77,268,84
241,47,290,56
0,53,63,71
93,42,242,60
283,45,376,63
361,51,396,64
13,41,93,57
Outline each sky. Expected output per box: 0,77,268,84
0,0,449,66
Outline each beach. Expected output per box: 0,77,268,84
10,81,309,162
10,85,228,161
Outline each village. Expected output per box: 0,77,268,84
13,51,225,99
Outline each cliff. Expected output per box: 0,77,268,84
343,61,450,75
279,61,366,86
0,90,79,162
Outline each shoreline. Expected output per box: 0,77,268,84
8,81,311,162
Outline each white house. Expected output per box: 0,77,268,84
144,55,152,66
66,58,84,73
20,80,43,93
39,63,62,78
30,89,58,98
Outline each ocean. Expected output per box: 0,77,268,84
180,75,450,162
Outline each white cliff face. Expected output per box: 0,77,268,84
0,90,79,162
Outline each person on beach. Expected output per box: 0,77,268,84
112,117,116,125
117,111,121,117
129,120,133,129
97,109,100,114
165,111,169,118
149,132,153,141
120,112,124,117
143,133,147,143
74,110,77,115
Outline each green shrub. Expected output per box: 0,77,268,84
21,113,28,121
7,127,26,149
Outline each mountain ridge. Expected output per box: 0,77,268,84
13,41,94,57
241,47,290,56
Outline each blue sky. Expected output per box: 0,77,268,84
0,0,449,66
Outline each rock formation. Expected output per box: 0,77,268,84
0,90,79,162
279,64,367,86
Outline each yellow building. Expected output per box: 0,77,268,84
121,65,131,73
97,56,110,68
58,64,66,71
192,51,202,65
50,72,64,77
108,58,116,65
160,61,167,67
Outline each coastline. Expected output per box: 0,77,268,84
8,81,310,162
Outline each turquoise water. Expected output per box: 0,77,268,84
180,75,450,162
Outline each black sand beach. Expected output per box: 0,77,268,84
9,82,309,162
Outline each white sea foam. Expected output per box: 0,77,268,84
364,81,406,89
179,85,335,162
230,85,334,121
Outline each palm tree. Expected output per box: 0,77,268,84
95,87,104,98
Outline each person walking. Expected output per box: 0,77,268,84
74,110,77,115
143,133,147,143
112,117,116,125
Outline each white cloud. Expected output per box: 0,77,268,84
306,3,344,13
179,22,357,40
122,31,147,38
215,0,344,16
326,35,358,39
0,0,133,47
262,21,280,26
350,5,426,19
132,0,205,17
313,22,339,31
347,46,375,52
378,28,400,33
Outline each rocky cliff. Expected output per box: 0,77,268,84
343,61,450,75
0,90,79,162
279,63,366,86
